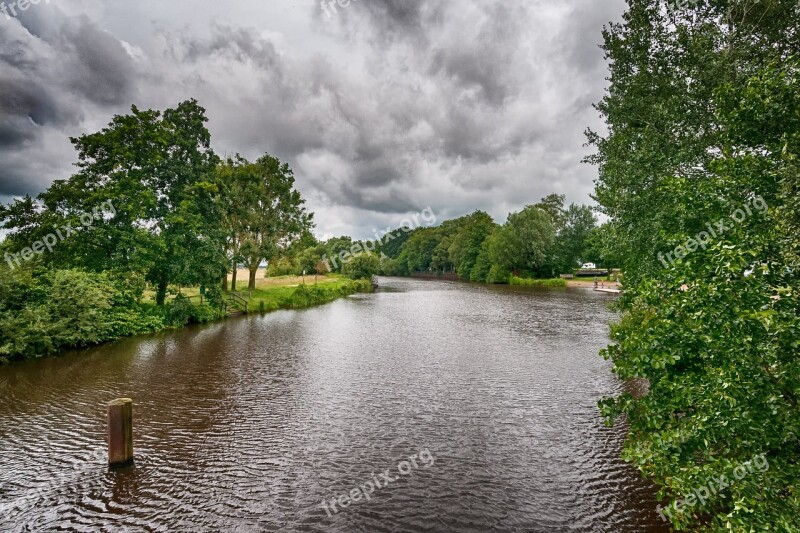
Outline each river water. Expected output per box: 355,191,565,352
0,278,669,532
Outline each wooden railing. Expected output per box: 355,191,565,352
226,292,249,313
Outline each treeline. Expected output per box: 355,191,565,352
0,100,318,361
591,0,799,530
379,196,606,282
262,195,613,284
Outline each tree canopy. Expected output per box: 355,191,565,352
589,0,800,529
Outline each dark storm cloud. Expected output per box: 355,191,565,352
0,5,139,196
356,0,445,44
56,16,136,106
0,0,627,238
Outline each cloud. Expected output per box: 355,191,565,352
0,0,626,239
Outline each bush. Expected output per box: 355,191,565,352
509,276,567,288
486,264,510,284
165,294,193,327
189,303,222,324
265,257,297,277
380,257,400,276
0,267,168,361
286,279,372,308
343,253,380,280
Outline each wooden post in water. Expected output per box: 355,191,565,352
107,398,134,467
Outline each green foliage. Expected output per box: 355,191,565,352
0,100,352,363
165,294,194,327
342,253,380,280
372,203,596,284
321,236,356,273
557,204,598,272
285,279,373,308
491,205,557,278
447,211,496,277
469,233,495,282
376,229,411,259
0,100,228,306
216,155,313,290
266,257,298,277
509,276,567,288
0,267,167,361
379,257,401,276
590,2,800,529
486,264,511,284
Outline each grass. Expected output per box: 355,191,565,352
508,276,568,288
163,274,373,314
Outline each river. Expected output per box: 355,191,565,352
0,277,669,532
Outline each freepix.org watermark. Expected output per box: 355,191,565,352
320,0,358,19
656,453,769,523
1,0,50,20
4,201,116,270
322,207,437,273
321,448,435,517
657,196,767,269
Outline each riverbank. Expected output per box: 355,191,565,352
566,279,622,289
177,272,372,313
509,276,568,287
221,275,373,313
0,273,373,365
401,273,622,290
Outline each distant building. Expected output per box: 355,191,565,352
581,262,596,270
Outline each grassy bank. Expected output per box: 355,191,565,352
227,276,373,313
508,276,567,288
0,270,373,364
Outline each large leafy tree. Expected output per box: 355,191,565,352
490,205,557,278
1,100,226,305
556,203,598,271
590,0,800,529
447,211,496,278
218,155,312,290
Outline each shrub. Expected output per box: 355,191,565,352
343,253,380,280
165,294,193,327
509,276,567,288
486,264,510,284
266,257,297,277
0,267,168,361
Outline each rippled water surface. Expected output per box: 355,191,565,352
0,278,669,532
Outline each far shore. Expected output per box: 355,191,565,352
566,279,622,289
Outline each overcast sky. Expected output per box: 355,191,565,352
0,0,626,240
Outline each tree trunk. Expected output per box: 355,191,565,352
221,274,228,292
248,265,258,291
155,278,168,306
231,260,238,292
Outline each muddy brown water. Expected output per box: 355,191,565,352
0,278,670,532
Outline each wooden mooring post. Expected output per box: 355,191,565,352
107,398,134,467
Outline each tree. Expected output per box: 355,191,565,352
534,193,567,228
1,100,226,305
217,155,312,290
469,232,495,282
342,253,380,280
555,203,597,272
447,211,496,279
584,223,623,268
589,1,800,529
216,155,250,291
322,236,355,273
490,206,557,279
401,228,441,272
